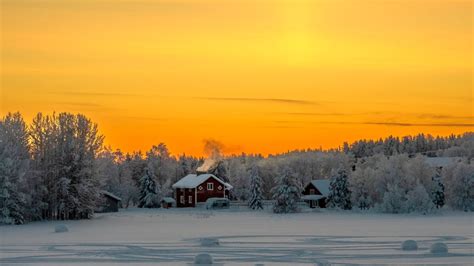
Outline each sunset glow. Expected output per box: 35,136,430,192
2,0,472,156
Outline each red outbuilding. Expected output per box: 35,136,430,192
172,174,233,208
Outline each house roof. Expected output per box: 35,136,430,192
100,190,122,201
224,182,233,190
309,179,331,197
172,174,232,189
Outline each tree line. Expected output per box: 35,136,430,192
1,112,472,224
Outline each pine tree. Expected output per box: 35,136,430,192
326,168,352,210
138,170,161,208
355,191,372,210
0,180,26,224
272,168,300,213
248,165,264,210
431,169,445,208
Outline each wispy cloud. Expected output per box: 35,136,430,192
52,101,116,112
316,121,474,127
49,91,141,97
280,111,473,120
196,97,318,105
56,102,104,107
281,112,346,116
416,114,474,120
362,122,474,127
121,116,166,122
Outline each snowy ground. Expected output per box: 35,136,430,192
1,207,473,265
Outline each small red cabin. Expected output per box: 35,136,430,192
172,174,232,208
302,179,330,208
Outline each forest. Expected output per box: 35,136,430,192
1,112,473,224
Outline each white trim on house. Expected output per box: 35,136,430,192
207,183,214,190
195,187,197,205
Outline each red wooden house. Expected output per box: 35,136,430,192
301,179,330,208
172,174,233,208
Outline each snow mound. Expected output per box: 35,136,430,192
200,238,219,247
430,242,448,254
194,253,213,264
401,240,418,250
54,224,68,233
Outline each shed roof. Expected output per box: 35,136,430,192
161,197,176,203
100,190,122,201
172,174,232,189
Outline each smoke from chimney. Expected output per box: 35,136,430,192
197,139,224,172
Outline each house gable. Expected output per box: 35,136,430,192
303,183,323,196
196,177,226,203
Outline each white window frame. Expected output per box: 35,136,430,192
188,195,192,203
180,195,184,204
207,183,214,190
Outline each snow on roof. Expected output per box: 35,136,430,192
100,190,122,201
172,174,230,189
224,182,233,190
309,179,331,197
161,197,176,203
424,157,460,168
301,195,325,201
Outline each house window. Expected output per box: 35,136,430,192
188,196,192,203
309,189,315,195
207,183,214,190
180,196,184,204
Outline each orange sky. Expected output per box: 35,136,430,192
1,0,473,156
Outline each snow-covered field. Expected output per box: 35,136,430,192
1,208,473,265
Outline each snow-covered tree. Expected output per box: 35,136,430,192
227,157,250,201
96,148,138,208
272,168,300,213
326,168,352,210
444,162,474,212
209,160,229,182
161,178,173,197
350,167,377,210
146,143,175,185
248,165,264,210
0,113,30,224
29,112,103,220
431,169,445,209
404,156,434,193
138,170,161,208
405,182,435,214
378,184,406,213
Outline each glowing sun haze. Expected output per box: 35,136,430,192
1,0,472,156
